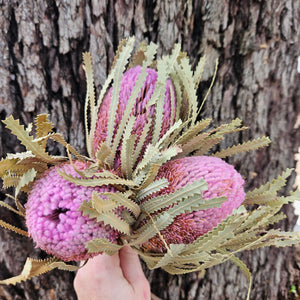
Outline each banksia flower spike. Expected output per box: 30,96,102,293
141,156,245,253
94,65,176,171
26,161,119,261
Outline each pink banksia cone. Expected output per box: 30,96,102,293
25,161,119,261
142,156,245,253
94,65,176,170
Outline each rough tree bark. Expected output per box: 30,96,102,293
0,1,299,299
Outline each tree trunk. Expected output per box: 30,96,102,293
0,1,299,299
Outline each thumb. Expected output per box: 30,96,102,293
119,246,146,285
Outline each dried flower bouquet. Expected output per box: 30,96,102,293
0,37,299,299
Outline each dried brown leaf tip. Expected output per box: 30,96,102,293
0,37,299,298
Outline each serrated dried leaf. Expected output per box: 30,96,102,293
2,175,20,189
141,179,207,214
5,152,48,175
193,136,223,156
232,229,300,253
213,137,271,158
169,78,176,129
155,120,183,150
193,53,206,89
81,197,131,235
135,251,163,270
110,38,130,71
48,133,84,160
153,146,182,168
136,163,161,190
245,168,293,204
78,200,100,219
5,193,26,215
220,231,260,250
6,151,35,160
106,37,135,151
133,144,160,177
96,212,131,235
35,114,53,148
132,121,152,167
161,252,228,275
58,170,137,187
121,118,136,179
3,116,57,163
121,210,136,225
128,41,148,68
150,62,169,144
152,244,186,269
99,191,140,218
209,118,244,136
0,257,77,285
0,220,28,237
15,168,37,197
159,195,226,223
174,57,198,122
83,52,96,157
83,167,118,179
177,132,209,158
234,206,278,234
0,200,24,217
169,251,210,265
137,194,225,246
151,46,180,144
95,143,112,168
131,212,174,244
89,41,131,152
50,261,80,272
0,158,18,177
186,210,246,254
172,73,184,121
86,238,122,255
91,192,120,213
197,252,230,270
136,178,169,201
175,118,211,146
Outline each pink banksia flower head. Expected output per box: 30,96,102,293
94,65,176,170
25,161,120,261
142,156,246,253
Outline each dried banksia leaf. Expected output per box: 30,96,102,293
35,114,53,148
244,168,293,205
86,238,123,256
0,219,28,237
0,257,79,285
3,116,62,164
212,136,271,158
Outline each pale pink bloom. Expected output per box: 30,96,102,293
25,161,119,261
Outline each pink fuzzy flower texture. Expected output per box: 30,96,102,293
94,65,176,171
25,161,119,261
142,156,245,253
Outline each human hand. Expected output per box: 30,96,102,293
74,246,151,300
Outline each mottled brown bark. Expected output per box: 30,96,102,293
0,0,299,299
